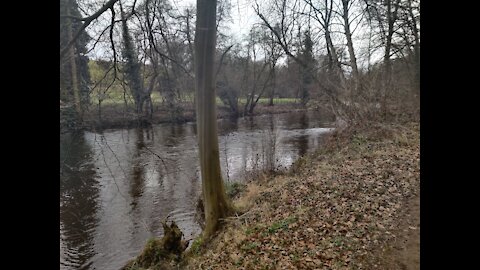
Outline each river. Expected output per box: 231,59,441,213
60,110,335,270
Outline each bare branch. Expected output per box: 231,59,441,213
215,44,235,80
60,0,120,61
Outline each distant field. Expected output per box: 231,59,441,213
88,61,299,107
237,98,299,105
89,88,299,107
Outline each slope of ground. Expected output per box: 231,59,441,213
184,121,420,269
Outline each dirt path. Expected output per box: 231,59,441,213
376,195,420,270
399,195,420,270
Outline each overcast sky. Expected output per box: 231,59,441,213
84,0,259,59
83,0,383,69
176,0,258,41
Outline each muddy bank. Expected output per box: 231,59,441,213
182,121,420,269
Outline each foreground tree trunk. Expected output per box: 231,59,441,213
195,0,232,238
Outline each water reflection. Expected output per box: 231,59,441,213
296,112,309,157
60,110,335,270
60,131,99,270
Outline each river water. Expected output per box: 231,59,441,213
60,111,335,270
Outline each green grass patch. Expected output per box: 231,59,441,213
267,216,297,234
189,236,204,255
236,98,299,105
241,241,260,251
225,182,247,199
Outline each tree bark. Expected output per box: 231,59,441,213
195,0,232,239
66,0,82,116
120,2,147,116
341,0,360,98
268,66,276,106
407,0,420,95
382,0,401,118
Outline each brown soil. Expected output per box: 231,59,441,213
372,195,420,270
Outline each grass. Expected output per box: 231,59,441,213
89,85,299,107
267,216,297,234
236,98,299,105
87,60,300,110
225,182,247,199
182,122,420,269
91,94,299,107
189,237,204,255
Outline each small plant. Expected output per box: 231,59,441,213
290,252,300,262
189,236,203,255
268,216,297,234
241,241,259,251
352,134,368,145
333,236,344,247
234,258,244,266
245,225,262,235
225,182,247,199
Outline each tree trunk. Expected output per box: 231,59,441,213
341,0,360,99
407,0,420,96
120,2,145,116
268,66,275,106
382,0,401,119
66,0,82,117
195,0,232,239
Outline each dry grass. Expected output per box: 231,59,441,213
182,121,420,270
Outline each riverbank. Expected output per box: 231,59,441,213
62,102,313,133
181,120,420,269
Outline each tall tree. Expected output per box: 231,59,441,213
405,0,420,95
263,28,282,106
299,31,315,106
120,1,150,116
60,0,91,123
339,0,360,98
195,0,232,238
243,28,271,115
364,0,402,116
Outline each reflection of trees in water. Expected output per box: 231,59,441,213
246,115,257,130
284,110,310,129
60,131,99,269
129,128,147,209
218,116,239,136
296,135,309,157
162,124,186,147
263,114,277,172
59,111,331,269
296,113,309,157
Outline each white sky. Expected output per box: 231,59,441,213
83,0,384,69
177,0,258,42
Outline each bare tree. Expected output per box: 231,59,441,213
254,0,360,121
195,0,233,239
364,0,402,117
262,29,283,106
66,0,82,116
60,0,121,61
60,0,92,125
243,28,272,115
120,1,150,117
338,0,361,98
